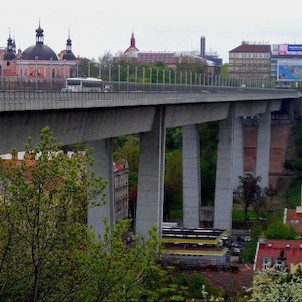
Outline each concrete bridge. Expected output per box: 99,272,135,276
0,85,300,236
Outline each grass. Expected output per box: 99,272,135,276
232,205,257,220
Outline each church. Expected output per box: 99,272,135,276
0,23,78,82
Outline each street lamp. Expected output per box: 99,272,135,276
118,64,121,90
88,61,91,77
63,59,66,79
35,56,38,90
50,57,53,89
126,65,129,90
0,60,3,89
135,66,138,82
19,55,22,88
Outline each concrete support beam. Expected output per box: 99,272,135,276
214,105,235,230
135,107,166,236
256,103,271,188
87,139,114,237
233,114,244,189
182,124,201,228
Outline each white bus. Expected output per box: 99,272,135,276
62,77,104,92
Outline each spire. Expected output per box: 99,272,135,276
66,28,72,52
130,32,136,48
7,33,13,51
3,30,16,60
63,28,76,60
35,20,44,45
124,32,139,54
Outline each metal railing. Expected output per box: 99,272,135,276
0,75,294,102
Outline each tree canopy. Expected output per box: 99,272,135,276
0,126,224,301
234,173,267,222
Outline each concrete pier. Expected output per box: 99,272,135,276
214,105,235,230
87,139,114,237
182,124,201,228
135,108,166,236
256,103,271,188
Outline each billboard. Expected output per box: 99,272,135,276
277,62,302,81
278,44,302,55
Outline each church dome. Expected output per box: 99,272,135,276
62,36,76,60
22,44,58,60
21,23,58,61
63,52,76,60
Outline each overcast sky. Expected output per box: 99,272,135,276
1,0,302,63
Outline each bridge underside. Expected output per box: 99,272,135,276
0,98,289,236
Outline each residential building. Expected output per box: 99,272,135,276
228,42,271,80
253,237,302,275
113,159,129,222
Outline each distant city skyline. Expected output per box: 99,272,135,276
1,0,302,63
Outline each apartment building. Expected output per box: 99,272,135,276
229,42,271,80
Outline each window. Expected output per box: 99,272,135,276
275,259,283,269
262,257,272,269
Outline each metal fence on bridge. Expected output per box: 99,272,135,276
0,74,293,102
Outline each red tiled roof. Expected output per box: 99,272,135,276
284,208,302,234
254,239,302,271
229,44,271,53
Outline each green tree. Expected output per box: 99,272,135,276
0,127,199,301
249,272,302,302
233,174,267,223
265,221,299,240
0,126,106,300
219,63,229,77
164,150,183,220
200,122,218,205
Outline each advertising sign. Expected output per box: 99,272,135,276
277,62,302,81
278,44,302,55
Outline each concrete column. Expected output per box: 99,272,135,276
135,107,165,236
233,114,244,189
182,124,201,228
214,105,235,230
87,139,114,237
256,103,271,188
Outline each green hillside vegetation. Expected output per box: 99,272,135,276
0,127,226,301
